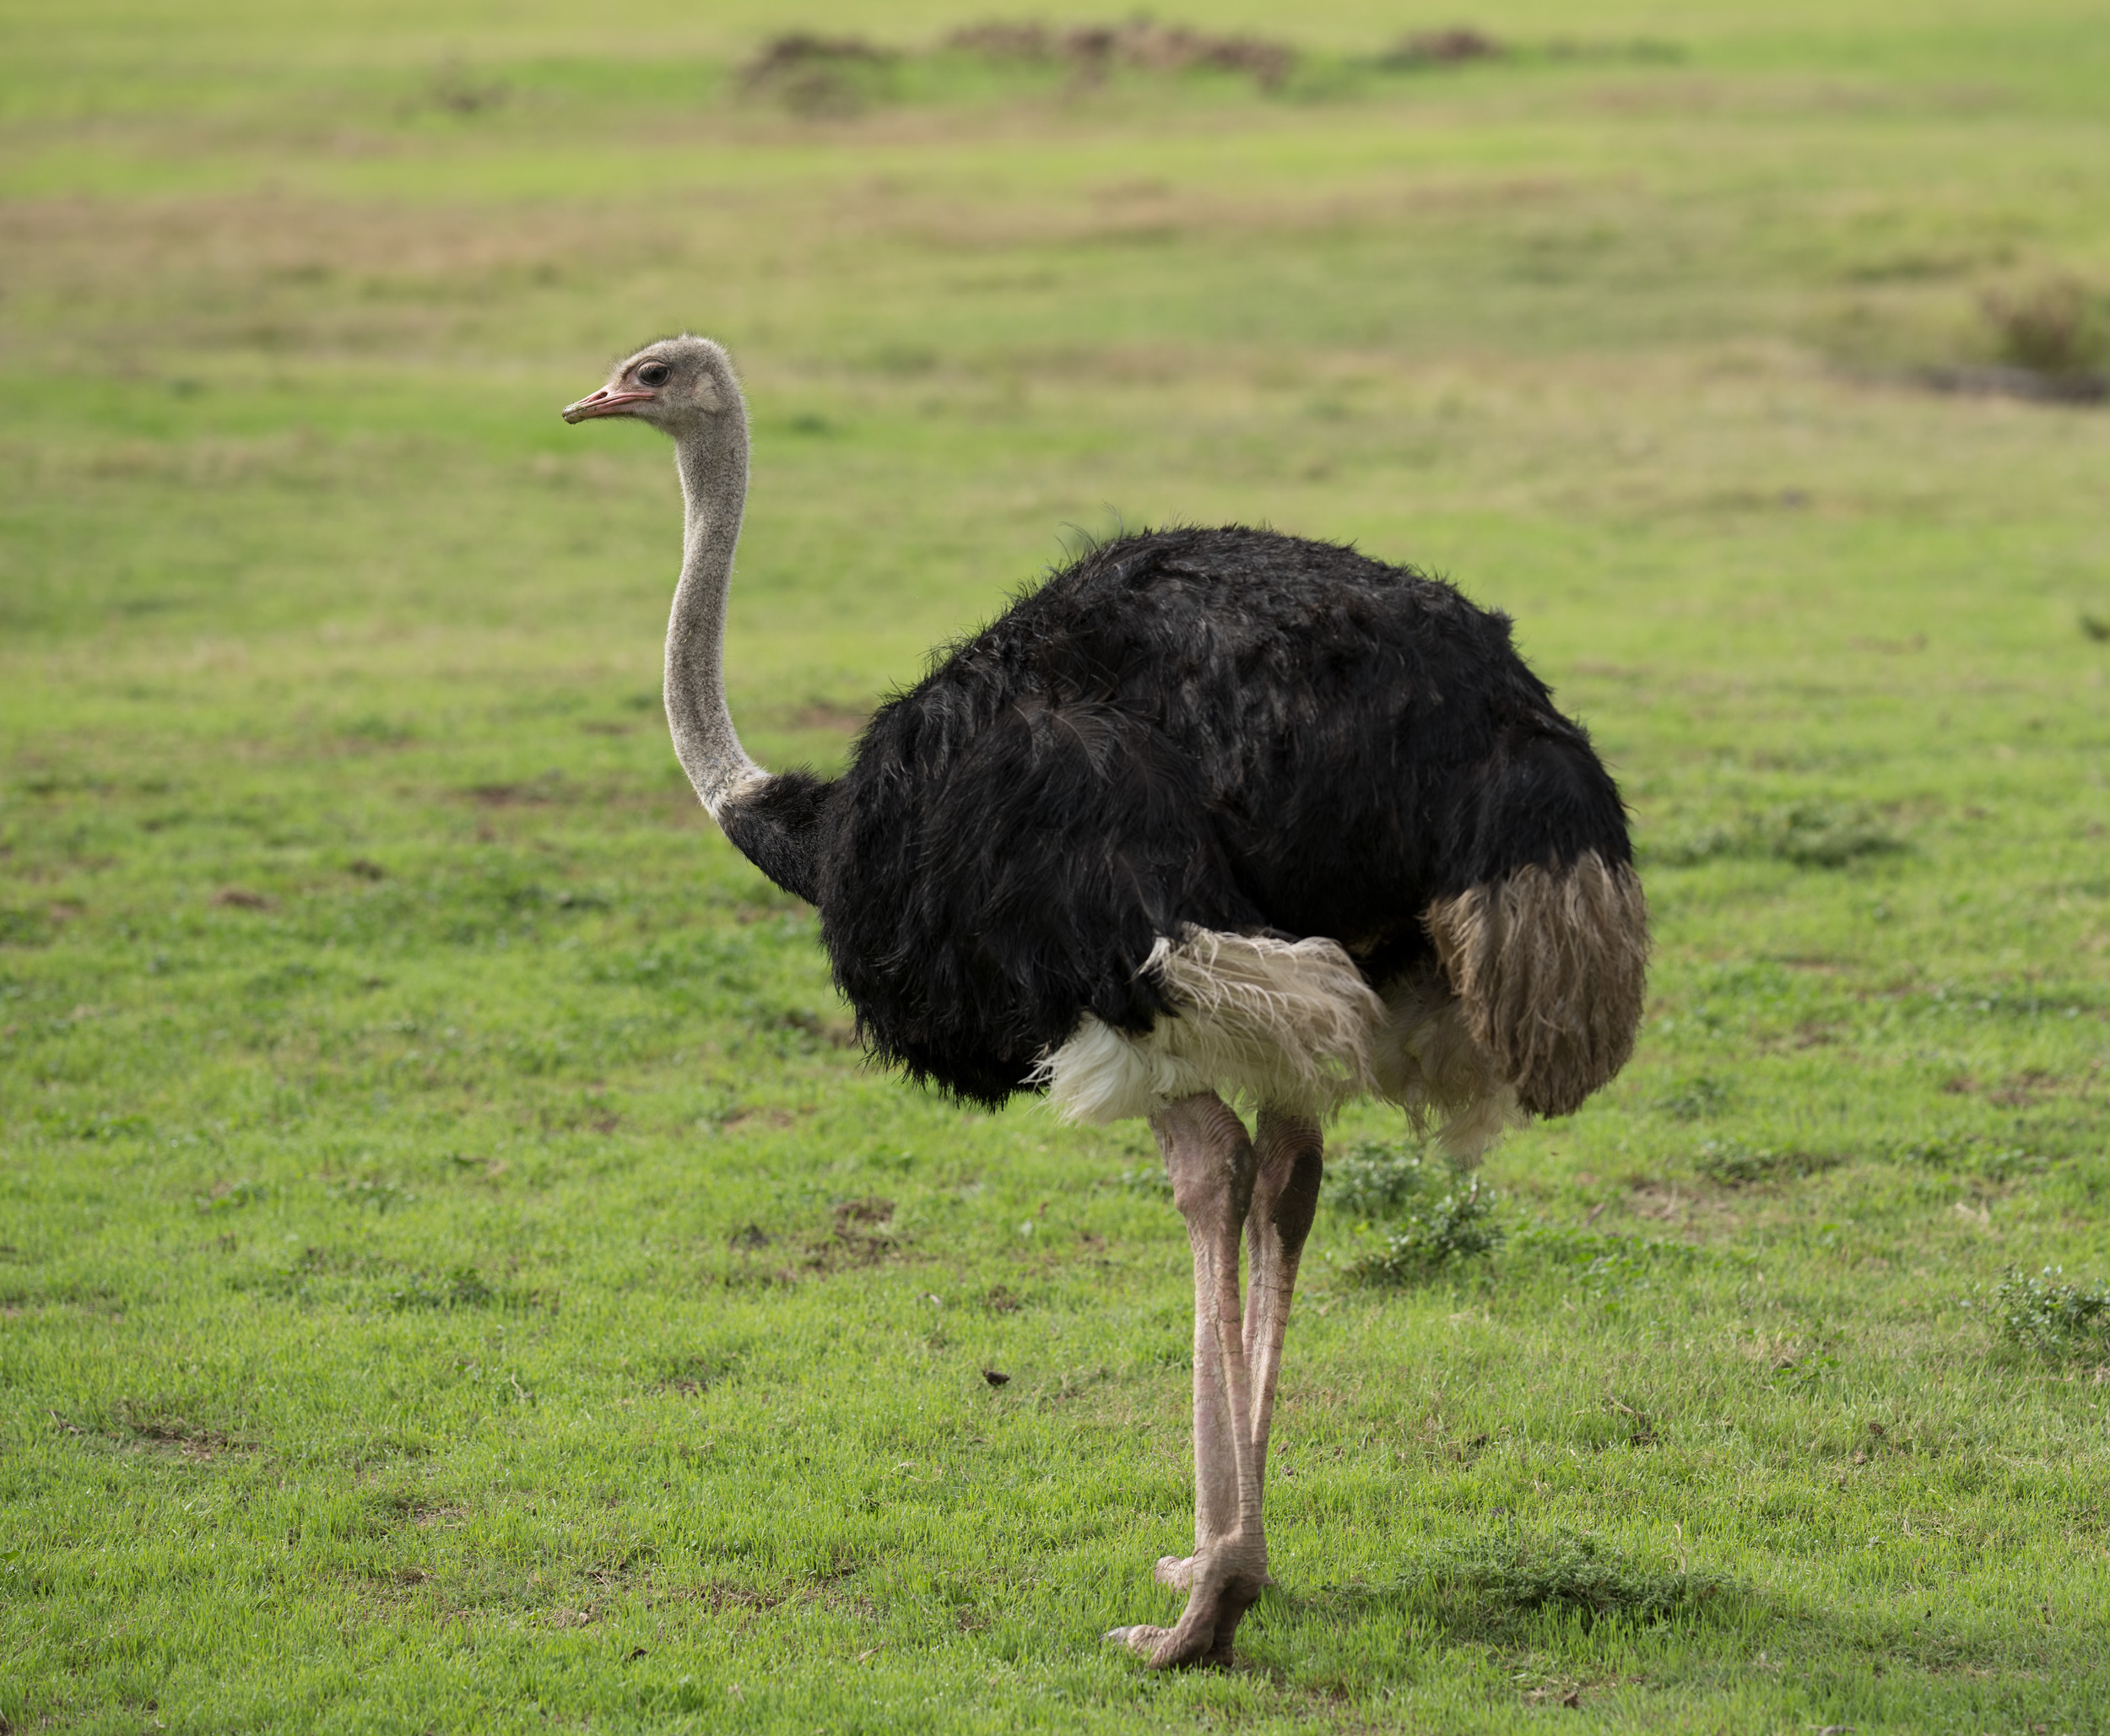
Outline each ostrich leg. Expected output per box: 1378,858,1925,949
1146,1110,1323,1605
1242,1107,1324,1507
1108,1091,1270,1668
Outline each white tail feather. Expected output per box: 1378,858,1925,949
1032,854,1637,1160
1033,927,1382,1125
1032,925,1525,1161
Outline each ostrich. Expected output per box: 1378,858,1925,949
563,335,1648,1669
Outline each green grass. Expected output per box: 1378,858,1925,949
5,2,2110,1729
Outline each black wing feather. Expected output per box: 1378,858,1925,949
710,527,1632,1106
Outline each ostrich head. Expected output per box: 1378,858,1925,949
562,334,741,438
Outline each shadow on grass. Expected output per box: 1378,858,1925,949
1245,1530,1753,1674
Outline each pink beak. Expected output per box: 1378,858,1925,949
562,387,656,424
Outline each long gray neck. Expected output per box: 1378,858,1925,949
666,417,762,819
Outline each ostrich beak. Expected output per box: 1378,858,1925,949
562,387,655,424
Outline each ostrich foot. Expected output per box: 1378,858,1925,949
1107,1548,1267,1668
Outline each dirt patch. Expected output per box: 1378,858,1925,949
833,1196,895,1230
718,1106,798,1131
745,34,895,79
1944,1068,2065,1106
696,1580,792,1613
1981,276,2108,381
1384,29,1505,68
111,1399,238,1459
947,20,1296,90
814,1197,897,1269
741,35,899,116
777,1008,858,1047
1917,364,2107,404
425,60,509,116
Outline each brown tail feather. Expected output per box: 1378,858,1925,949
1421,852,1648,1118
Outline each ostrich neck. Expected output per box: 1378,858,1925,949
667,423,762,819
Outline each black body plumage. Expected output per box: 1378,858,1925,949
715,527,1631,1107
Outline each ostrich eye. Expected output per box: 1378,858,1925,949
636,361,671,387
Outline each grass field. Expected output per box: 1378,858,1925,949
5,3,2110,1730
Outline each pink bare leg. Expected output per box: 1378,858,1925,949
1244,1107,1324,1495
1150,1109,1323,1596
1106,1092,1286,1668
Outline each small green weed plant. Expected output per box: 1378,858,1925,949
1324,1138,1436,1217
1994,1267,2110,1357
1333,1143,1507,1284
